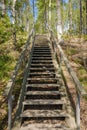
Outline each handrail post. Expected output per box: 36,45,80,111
59,52,62,68
8,95,12,130
76,91,80,130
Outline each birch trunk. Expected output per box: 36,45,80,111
56,0,62,40
12,0,17,46
1,0,6,16
44,0,47,30
49,0,51,27
12,0,17,24
26,7,30,32
33,0,35,24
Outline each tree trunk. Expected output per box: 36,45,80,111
26,6,30,32
33,0,35,24
44,0,47,30
12,0,17,46
1,0,6,16
56,0,62,40
49,0,51,27
68,0,72,31
86,0,87,34
26,17,29,32
12,0,16,24
79,0,82,34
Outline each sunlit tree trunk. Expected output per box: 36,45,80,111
79,0,82,34
49,0,51,27
56,0,62,40
44,0,47,30
12,0,17,45
33,0,35,24
26,6,30,32
12,0,17,24
1,0,6,16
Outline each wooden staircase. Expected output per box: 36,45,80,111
13,41,76,130
15,43,70,130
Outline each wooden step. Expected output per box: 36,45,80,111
29,73,55,78
34,47,50,49
21,110,67,118
34,46,49,48
20,124,70,130
33,52,52,55
26,86,59,91
34,43,49,47
25,91,61,95
28,71,55,75
26,84,60,91
33,51,51,53
30,68,54,70
25,90,66,100
25,93,61,100
30,68,55,73
31,60,53,64
23,99,65,105
26,84,61,88
30,63,54,67
33,49,51,51
23,103,63,110
32,55,52,57
32,57,52,60
27,78,58,84
33,50,52,52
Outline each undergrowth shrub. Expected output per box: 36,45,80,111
0,15,12,43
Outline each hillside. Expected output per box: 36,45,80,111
61,37,87,130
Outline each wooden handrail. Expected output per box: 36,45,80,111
4,27,34,98
56,43,86,96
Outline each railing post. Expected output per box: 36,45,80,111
59,52,62,68
76,91,80,130
8,95,12,130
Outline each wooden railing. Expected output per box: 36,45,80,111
48,27,87,130
4,27,35,130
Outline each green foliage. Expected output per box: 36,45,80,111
0,15,12,43
78,68,87,91
79,67,87,75
16,29,27,49
0,54,15,81
68,48,77,55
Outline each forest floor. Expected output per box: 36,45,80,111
62,37,87,130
